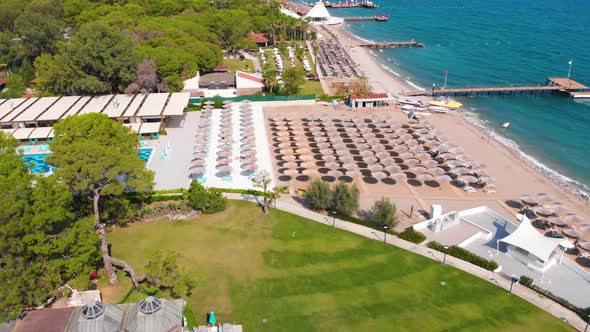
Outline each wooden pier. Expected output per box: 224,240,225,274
343,16,389,22
359,40,425,49
403,77,590,98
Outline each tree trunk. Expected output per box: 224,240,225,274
111,257,145,290
99,224,119,285
93,190,101,228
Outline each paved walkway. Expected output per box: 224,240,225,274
224,193,586,331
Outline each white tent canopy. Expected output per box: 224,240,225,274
500,215,563,263
305,1,331,19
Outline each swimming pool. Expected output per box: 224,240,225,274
22,148,154,174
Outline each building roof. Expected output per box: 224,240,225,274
213,66,229,72
162,92,190,116
138,122,161,134
13,308,75,332
124,297,183,332
305,1,331,18
0,78,6,86
237,71,264,84
66,302,124,332
199,72,236,87
249,33,269,43
350,93,390,100
499,215,564,263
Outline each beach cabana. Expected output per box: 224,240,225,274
499,216,565,272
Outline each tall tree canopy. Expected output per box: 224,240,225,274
0,132,99,317
48,113,154,286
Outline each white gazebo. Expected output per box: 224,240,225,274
304,1,343,25
498,215,567,272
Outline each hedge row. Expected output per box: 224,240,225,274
427,241,499,271
398,229,426,244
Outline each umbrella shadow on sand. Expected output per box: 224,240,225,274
407,179,422,187
339,176,353,183
321,175,337,182
382,178,397,185
362,177,378,184
278,175,292,181
296,175,310,182
424,180,440,188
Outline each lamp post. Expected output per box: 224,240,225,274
383,225,388,243
567,59,573,79
332,211,336,228
509,275,519,294
443,245,449,264
432,83,436,96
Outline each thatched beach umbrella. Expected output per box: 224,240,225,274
193,152,207,159
563,228,583,239
283,169,299,177
315,137,329,143
302,169,319,177
381,158,396,165
418,173,435,182
300,161,316,169
243,164,258,172
242,142,256,149
282,155,296,162
299,155,315,162
547,216,568,227
564,214,584,224
371,171,387,181
340,155,354,163
578,241,590,252
192,159,206,166
241,156,257,164
328,170,343,178
217,150,231,158
391,172,407,180
346,170,362,178
369,164,384,172
459,175,478,183
279,148,295,155
319,148,334,155
436,174,453,183
322,155,337,162
241,149,257,157
216,165,232,173
412,165,429,174
336,149,350,156
405,158,421,165
218,144,232,151
191,166,206,175
217,157,232,164
283,162,298,169
385,165,402,173
342,162,358,170
521,195,539,206
325,161,340,169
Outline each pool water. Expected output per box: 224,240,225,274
22,148,153,174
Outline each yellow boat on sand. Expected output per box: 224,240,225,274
427,100,463,109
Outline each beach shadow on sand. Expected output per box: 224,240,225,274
505,200,524,209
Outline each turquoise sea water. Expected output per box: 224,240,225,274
322,0,590,194
23,148,153,174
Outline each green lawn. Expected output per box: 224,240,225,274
107,200,572,331
301,80,324,95
222,58,254,73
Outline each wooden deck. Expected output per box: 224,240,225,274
360,41,424,49
343,16,389,22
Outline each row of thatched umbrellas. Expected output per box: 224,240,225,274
267,114,493,187
191,101,259,177
520,193,589,240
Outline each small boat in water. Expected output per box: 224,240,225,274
502,122,510,128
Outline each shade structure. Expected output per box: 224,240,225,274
299,154,314,161
521,195,539,206
563,228,582,239
217,150,231,157
333,143,347,150
322,155,337,162
577,224,590,234
191,166,206,174
422,160,439,167
579,241,590,252
296,148,312,155
385,164,402,173
331,137,344,144
415,152,431,160
418,173,435,182
283,169,299,177
368,164,384,172
391,172,408,180
546,202,568,214
242,142,256,149
220,127,233,134
336,149,350,156
283,162,298,169
376,151,390,159
564,214,584,224
314,137,329,143
282,155,296,162
277,142,291,148
405,158,421,165
241,149,256,157
360,150,374,157
219,138,233,144
192,159,206,166
412,165,429,174
243,163,258,171
279,148,295,155
218,144,232,151
300,161,316,168
219,121,233,128
435,174,453,183
216,165,232,173
459,175,478,183
276,131,291,137
533,206,555,217
364,156,378,164
393,145,409,152
371,171,387,180
325,161,340,168
317,142,331,149
327,170,343,178
430,167,446,175
217,157,232,164
547,216,568,226
381,158,396,165
342,162,358,170
346,170,362,178
536,193,552,202
241,157,257,164
193,152,207,159
243,136,256,143
302,169,318,176
339,155,353,163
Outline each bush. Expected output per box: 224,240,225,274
398,229,426,244
185,180,227,214
525,282,590,321
331,182,359,217
183,305,197,329
427,241,499,271
306,180,331,211
519,275,534,287
371,198,399,229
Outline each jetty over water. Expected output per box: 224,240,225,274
360,40,424,48
343,16,388,22
403,77,590,99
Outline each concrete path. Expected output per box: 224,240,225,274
224,193,586,331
